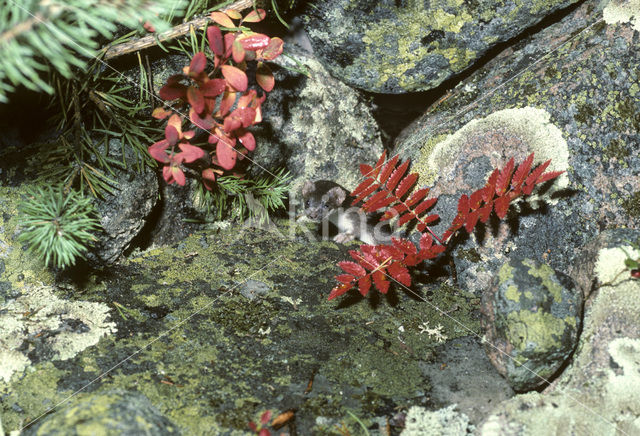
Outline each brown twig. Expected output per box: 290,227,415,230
101,0,255,60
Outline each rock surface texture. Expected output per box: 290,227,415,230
394,0,640,296
479,229,640,435
481,258,582,392
303,0,580,93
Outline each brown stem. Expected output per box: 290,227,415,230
102,0,255,60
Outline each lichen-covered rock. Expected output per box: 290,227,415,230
393,0,640,294
302,0,579,93
401,404,474,436
0,284,116,383
24,390,180,435
0,223,482,435
478,229,640,435
250,45,384,195
481,258,581,392
88,139,158,266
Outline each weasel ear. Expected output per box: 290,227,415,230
302,181,315,197
326,186,346,206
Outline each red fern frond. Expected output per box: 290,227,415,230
330,152,563,301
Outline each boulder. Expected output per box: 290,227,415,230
481,258,581,392
303,0,580,93
393,0,640,295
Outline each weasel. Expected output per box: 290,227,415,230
301,180,393,245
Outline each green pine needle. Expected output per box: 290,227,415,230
18,186,101,269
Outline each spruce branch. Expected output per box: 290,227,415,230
0,0,188,102
18,185,101,269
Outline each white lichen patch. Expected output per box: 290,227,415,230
606,338,640,411
0,284,116,383
595,245,640,285
416,107,570,198
603,0,640,32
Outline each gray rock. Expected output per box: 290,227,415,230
481,258,582,392
303,0,579,93
24,390,180,435
393,0,640,295
478,229,640,435
250,45,384,196
88,143,158,266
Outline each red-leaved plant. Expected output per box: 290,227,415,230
329,152,564,300
149,8,283,189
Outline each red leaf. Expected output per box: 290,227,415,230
351,178,374,198
210,11,236,28
328,283,353,300
221,65,248,91
392,237,417,255
260,410,272,426
495,158,515,196
373,151,387,177
358,275,372,296
494,195,510,219
525,159,551,189
419,233,433,251
207,26,224,55
465,209,479,234
163,164,186,186
512,153,534,189
232,38,245,63
469,189,484,210
189,108,214,130
202,168,217,190
165,124,179,144
256,37,283,60
414,197,437,215
201,78,225,97
159,82,187,100
187,86,205,114
336,274,355,284
386,160,409,192
398,211,418,227
379,155,399,183
152,107,172,119
388,262,411,287
537,170,564,184
362,190,390,212
484,169,499,202
177,142,205,163
381,203,409,220
243,8,266,22
359,164,374,177
218,91,236,117
256,62,275,92
478,203,492,223
238,33,270,51
238,130,256,151
339,260,367,278
372,271,390,294
367,196,395,212
406,187,430,207
352,183,380,206
457,194,470,214
148,140,169,163
415,214,438,231
216,139,237,170
395,173,418,198
189,52,206,76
